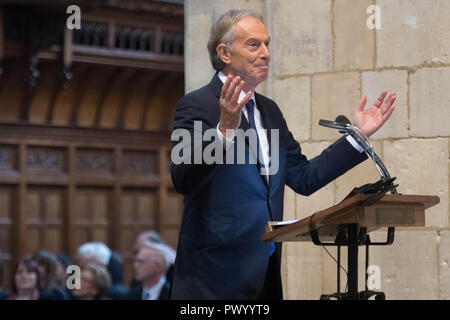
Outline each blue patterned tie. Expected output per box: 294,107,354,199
246,100,275,256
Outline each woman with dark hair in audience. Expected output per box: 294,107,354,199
72,262,111,300
55,253,74,300
5,258,40,300
0,258,8,299
31,250,66,299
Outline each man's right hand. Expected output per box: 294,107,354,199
218,75,253,138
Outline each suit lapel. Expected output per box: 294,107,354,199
209,72,223,99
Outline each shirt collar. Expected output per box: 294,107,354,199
218,71,256,106
142,275,166,300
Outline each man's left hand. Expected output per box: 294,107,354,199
353,90,396,138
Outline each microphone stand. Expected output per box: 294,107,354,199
318,118,398,195
344,125,397,194
317,118,398,300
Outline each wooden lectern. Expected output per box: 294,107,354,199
261,193,440,300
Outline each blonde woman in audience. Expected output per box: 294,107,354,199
72,262,111,300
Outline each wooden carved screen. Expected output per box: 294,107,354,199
0,0,186,292
0,132,183,290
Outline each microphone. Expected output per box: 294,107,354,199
334,115,351,134
335,115,350,124
320,115,369,151
318,115,398,194
318,117,351,132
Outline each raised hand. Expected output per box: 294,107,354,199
218,75,252,138
353,90,396,138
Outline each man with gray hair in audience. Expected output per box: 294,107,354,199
126,240,172,300
130,231,176,292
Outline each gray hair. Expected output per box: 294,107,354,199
138,230,165,244
77,242,111,266
142,240,176,270
207,9,264,71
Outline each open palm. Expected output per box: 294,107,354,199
353,90,396,138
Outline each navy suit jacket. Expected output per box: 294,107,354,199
125,280,171,300
170,73,367,299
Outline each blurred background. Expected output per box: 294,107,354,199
0,0,184,299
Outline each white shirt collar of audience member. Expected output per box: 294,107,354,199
141,275,166,300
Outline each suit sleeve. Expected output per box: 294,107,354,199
280,113,368,196
170,94,220,195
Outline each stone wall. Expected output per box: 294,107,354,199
184,0,450,299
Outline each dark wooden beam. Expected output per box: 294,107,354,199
69,65,93,126
139,70,162,130
93,67,122,128
0,122,171,147
115,69,142,130
141,71,179,131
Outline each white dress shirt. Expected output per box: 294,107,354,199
217,72,271,178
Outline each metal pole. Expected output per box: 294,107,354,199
347,224,359,300
337,245,341,297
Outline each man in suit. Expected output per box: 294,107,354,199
170,9,396,300
127,244,171,300
129,231,176,292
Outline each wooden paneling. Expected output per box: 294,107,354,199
24,187,65,254
51,64,90,126
144,72,177,132
97,68,135,129
119,188,157,240
0,186,13,289
76,68,116,128
0,59,183,133
0,132,183,289
28,64,58,125
162,190,184,249
0,0,185,289
0,60,24,121
119,187,158,284
74,187,111,247
0,144,19,182
123,72,154,131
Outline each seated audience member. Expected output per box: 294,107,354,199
55,253,74,299
5,258,42,300
133,231,166,256
72,262,111,300
31,250,66,300
107,251,124,288
77,242,111,267
126,243,171,300
0,261,9,299
130,231,176,290
77,242,128,299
